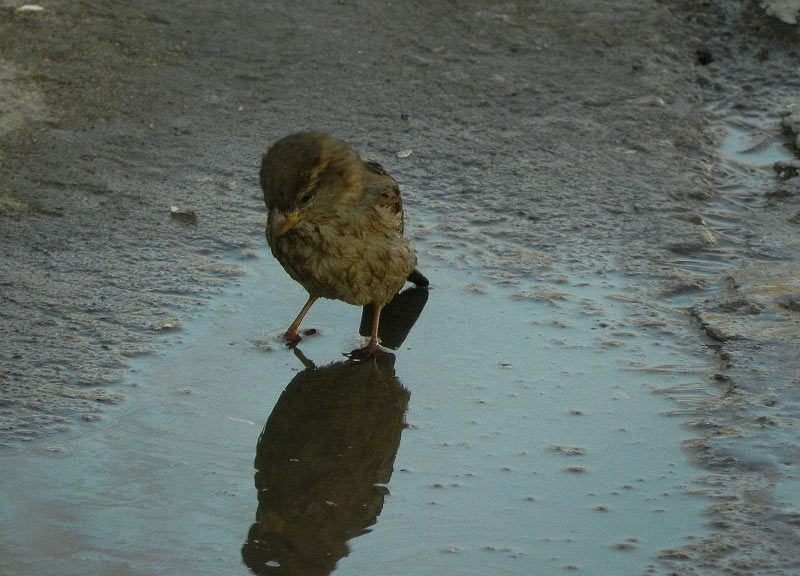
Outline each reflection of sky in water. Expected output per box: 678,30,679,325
0,255,708,575
720,122,794,167
344,266,706,575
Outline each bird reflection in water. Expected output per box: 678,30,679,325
242,286,427,575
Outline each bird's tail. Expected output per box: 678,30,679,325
407,268,429,287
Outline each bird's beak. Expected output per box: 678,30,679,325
268,208,301,244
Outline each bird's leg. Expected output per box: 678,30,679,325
367,304,382,351
349,304,383,358
283,295,318,343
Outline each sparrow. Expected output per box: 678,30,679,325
260,132,428,356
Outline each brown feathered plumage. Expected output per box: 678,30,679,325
260,132,427,355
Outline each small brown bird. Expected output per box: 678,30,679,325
260,132,428,356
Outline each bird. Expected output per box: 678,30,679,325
260,132,428,356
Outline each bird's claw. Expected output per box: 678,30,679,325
283,328,319,348
282,331,301,346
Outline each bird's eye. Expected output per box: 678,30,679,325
300,192,314,204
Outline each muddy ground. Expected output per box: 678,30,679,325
2,0,800,574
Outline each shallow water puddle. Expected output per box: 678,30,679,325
667,119,796,285
720,122,795,169
712,120,795,217
0,252,708,575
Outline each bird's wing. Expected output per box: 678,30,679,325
364,160,405,235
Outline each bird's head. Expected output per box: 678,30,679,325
260,132,363,246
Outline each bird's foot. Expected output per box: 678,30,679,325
282,330,301,346
283,328,318,347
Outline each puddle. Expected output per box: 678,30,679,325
0,251,708,575
702,121,796,230
668,118,797,286
3,116,794,574
720,122,795,168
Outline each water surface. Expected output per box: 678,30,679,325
0,253,709,575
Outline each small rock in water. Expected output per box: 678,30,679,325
548,445,587,456
611,538,639,550
774,161,799,180
149,319,182,332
